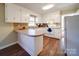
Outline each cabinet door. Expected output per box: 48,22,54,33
54,29,61,39
15,5,21,23
19,34,35,51
53,14,61,23
5,4,21,22
5,4,16,22
21,8,29,23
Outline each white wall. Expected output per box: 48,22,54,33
61,9,77,15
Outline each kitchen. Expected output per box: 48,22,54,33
0,3,79,56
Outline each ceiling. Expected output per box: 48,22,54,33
15,3,79,15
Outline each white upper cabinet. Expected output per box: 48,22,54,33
5,4,20,22
43,11,61,23
36,17,47,23
43,11,61,28
21,7,29,23
5,3,28,23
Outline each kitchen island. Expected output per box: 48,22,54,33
17,28,44,56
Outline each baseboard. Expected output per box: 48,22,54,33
0,41,18,50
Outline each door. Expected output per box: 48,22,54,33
65,14,79,56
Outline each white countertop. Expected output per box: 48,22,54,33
17,27,61,39
17,28,44,37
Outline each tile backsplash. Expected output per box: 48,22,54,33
13,23,28,31
36,23,48,27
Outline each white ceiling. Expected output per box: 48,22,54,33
15,3,79,15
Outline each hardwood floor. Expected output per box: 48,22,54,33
0,44,30,56
0,36,64,56
39,36,64,56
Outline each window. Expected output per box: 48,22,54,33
28,15,36,27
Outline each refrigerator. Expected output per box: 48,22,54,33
61,13,79,56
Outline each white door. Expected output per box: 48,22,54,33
65,14,79,56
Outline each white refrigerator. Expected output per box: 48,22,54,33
61,13,79,56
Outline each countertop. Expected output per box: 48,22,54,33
16,27,61,39
17,28,44,37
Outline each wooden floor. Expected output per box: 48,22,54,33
39,36,64,56
0,44,30,56
0,36,64,56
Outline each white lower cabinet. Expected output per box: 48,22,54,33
18,33,43,56
44,28,61,39
54,29,61,39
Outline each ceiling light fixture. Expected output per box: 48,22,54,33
42,4,54,10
